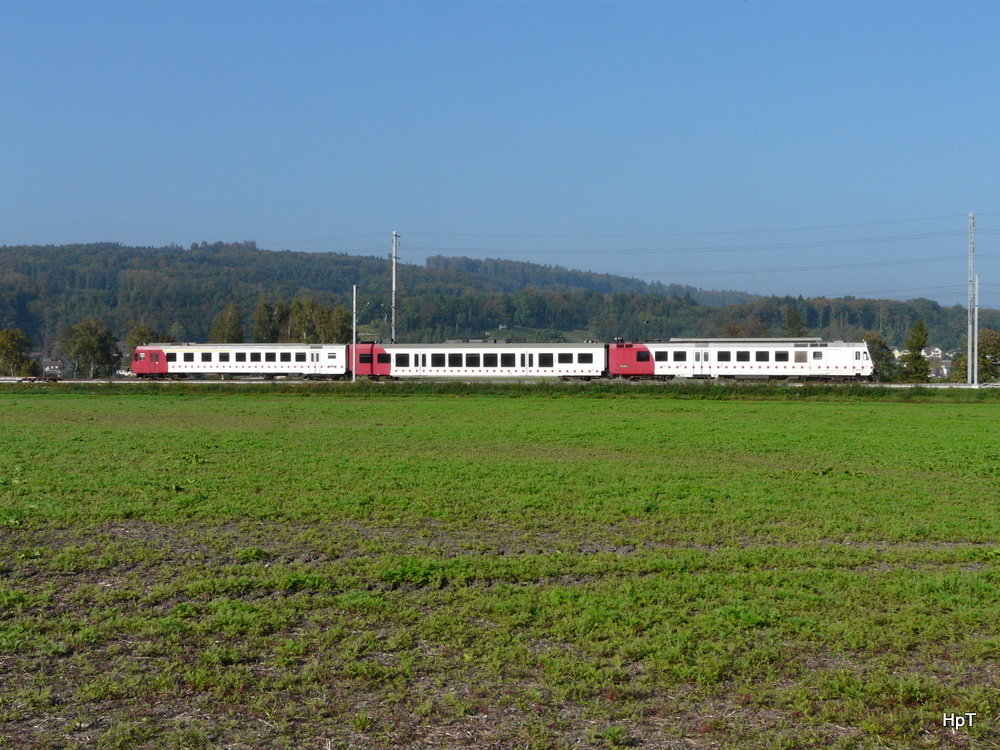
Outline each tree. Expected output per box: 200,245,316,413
67,316,121,378
951,328,1000,382
209,303,244,343
252,299,278,343
316,305,351,343
124,322,174,362
861,332,897,382
899,320,930,382
0,328,35,376
283,298,352,343
784,308,808,337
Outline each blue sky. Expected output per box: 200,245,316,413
2,0,998,306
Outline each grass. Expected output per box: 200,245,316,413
0,384,999,747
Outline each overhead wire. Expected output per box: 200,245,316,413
636,255,966,278
402,214,967,239
401,231,964,257
252,215,998,301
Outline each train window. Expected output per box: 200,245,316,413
265,352,276,362
135,352,145,361
736,351,750,362
775,351,789,362
484,353,498,367
296,352,307,363
501,353,516,367
717,351,731,362
855,351,861,360
201,353,212,362
377,353,391,364
756,351,769,362
520,354,526,368
578,352,593,364
673,351,687,362
421,354,426,367
327,352,337,360
359,353,373,364
795,351,807,363
466,353,480,367
166,353,176,362
395,353,409,367
251,353,262,362
448,353,462,367
184,353,195,362
529,354,534,367
235,353,246,362
280,352,292,363
431,353,445,367
636,351,650,362
813,351,823,360
558,353,573,364
538,353,553,367
219,353,230,363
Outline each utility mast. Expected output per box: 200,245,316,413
968,214,975,385
391,231,399,343
352,284,357,383
975,275,980,386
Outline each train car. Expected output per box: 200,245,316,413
132,337,873,381
131,342,350,379
608,338,873,380
352,340,607,380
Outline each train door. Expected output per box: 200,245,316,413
309,347,322,377
694,349,711,377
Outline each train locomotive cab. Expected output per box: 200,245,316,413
607,342,656,379
131,346,169,378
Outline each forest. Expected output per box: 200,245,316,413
1,241,993,357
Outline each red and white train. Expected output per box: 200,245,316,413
131,337,874,380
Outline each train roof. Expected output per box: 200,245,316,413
665,337,824,344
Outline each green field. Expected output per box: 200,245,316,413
2,384,999,748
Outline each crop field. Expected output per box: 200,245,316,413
2,383,1000,749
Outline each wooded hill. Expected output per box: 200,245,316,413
1,241,992,353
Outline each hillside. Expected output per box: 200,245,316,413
0,242,746,347
0,241,992,353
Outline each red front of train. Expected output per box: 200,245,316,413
607,342,654,377
131,347,169,377
350,342,392,379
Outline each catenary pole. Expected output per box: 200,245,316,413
391,232,399,343
975,274,980,386
968,213,975,384
352,284,357,383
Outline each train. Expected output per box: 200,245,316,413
130,337,875,381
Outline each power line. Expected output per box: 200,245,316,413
258,233,386,246
402,214,968,240
638,255,965,278
828,284,967,298
403,230,964,257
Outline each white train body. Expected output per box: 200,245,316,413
608,338,874,379
132,337,874,381
132,342,350,379
357,341,607,379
